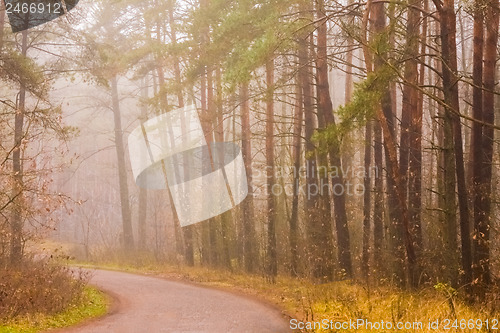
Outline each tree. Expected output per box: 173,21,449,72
289,74,303,277
240,82,257,273
77,2,144,252
10,29,28,264
316,0,353,279
111,75,135,251
265,58,278,280
434,0,471,290
471,0,499,298
362,120,372,280
371,0,410,287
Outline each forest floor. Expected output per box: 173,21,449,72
71,260,500,333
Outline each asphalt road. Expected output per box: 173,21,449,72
56,269,291,333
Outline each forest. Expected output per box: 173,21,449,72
0,0,499,330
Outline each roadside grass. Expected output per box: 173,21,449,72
73,259,500,333
0,286,108,333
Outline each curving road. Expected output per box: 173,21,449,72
56,269,291,333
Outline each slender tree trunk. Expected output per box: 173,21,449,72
299,30,322,280
137,78,149,251
167,0,184,109
10,30,28,265
151,14,186,260
345,42,353,103
240,83,257,273
438,0,468,288
412,0,428,257
365,1,384,272
314,56,335,282
111,76,134,251
165,7,195,264
155,20,169,111
373,119,384,267
198,15,211,265
289,76,303,277
441,97,458,286
199,68,212,266
215,67,232,270
473,0,498,297
206,68,219,267
362,121,372,280
317,0,352,279
401,0,422,286
372,0,410,287
265,59,277,280
469,0,485,294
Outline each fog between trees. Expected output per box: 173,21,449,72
0,0,499,303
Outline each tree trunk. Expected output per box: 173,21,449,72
10,29,28,265
373,119,384,268
165,4,195,264
206,68,219,267
438,0,468,288
111,76,134,251
362,121,372,280
317,0,352,279
155,20,169,111
299,30,322,280
215,67,233,270
412,0,428,256
372,0,410,287
473,0,498,297
198,32,210,266
265,59,277,280
401,0,422,285
137,78,149,251
240,83,257,273
167,0,184,109
289,76,303,277
469,0,484,294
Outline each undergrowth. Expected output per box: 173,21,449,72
0,257,107,333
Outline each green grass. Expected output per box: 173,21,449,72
0,286,108,333
74,259,499,333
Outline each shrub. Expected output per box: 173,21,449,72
0,258,90,321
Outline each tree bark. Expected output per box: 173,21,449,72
469,0,484,294
111,76,134,251
437,0,469,288
402,0,422,285
473,0,498,297
317,0,352,279
265,59,277,280
289,75,303,277
137,78,149,251
10,29,28,265
215,67,233,270
372,0,411,287
240,83,257,273
299,30,322,280
362,121,372,280
373,120,384,267
167,0,184,109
